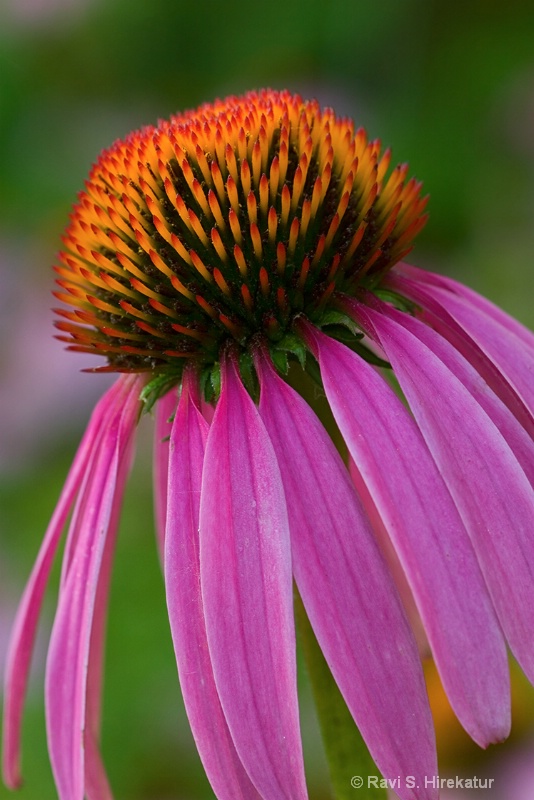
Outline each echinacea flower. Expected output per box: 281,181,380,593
3,88,534,800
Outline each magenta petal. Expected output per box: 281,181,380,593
257,356,437,798
2,378,126,789
84,735,113,800
154,389,178,560
165,371,259,799
302,325,510,747
348,456,430,658
354,303,534,682
410,281,534,413
200,356,307,800
386,271,534,444
59,391,124,590
84,431,135,800
386,277,534,488
45,378,140,800
397,263,534,351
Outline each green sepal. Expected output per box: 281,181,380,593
238,351,260,402
140,371,181,413
318,309,364,338
270,331,308,370
349,340,391,369
295,593,386,800
373,288,419,314
270,348,289,374
199,366,213,404
304,353,323,388
209,361,221,399
319,324,362,344
200,361,221,404
318,308,391,369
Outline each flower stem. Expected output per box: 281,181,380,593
295,592,386,800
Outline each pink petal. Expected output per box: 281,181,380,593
165,370,259,799
386,271,534,443
2,378,126,789
154,389,178,560
199,355,307,799
256,355,437,799
45,377,141,800
348,456,430,659
84,431,136,800
411,281,534,413
396,263,534,351
59,379,138,590
352,302,534,683
84,735,113,800
48,452,118,800
386,274,534,487
301,323,510,747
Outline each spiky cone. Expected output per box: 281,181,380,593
53,89,427,389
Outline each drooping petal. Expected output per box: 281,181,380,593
256,354,437,798
199,355,307,800
387,275,534,488
2,378,125,789
396,263,534,351
386,270,534,444
45,377,141,800
84,735,113,800
352,301,534,682
165,369,259,799
347,456,430,659
301,322,510,747
59,389,125,590
154,389,178,559
84,431,136,800
47,442,117,800
409,281,534,412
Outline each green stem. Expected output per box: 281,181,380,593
295,592,386,800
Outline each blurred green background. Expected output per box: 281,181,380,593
1,0,534,798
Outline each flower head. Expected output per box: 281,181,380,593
53,89,426,393
3,89,534,800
